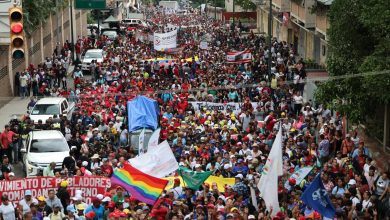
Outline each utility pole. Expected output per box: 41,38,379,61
214,0,216,19
70,0,75,62
55,0,59,56
267,0,272,81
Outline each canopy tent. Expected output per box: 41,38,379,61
127,96,159,132
103,15,119,23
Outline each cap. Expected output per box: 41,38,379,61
207,204,215,209
82,161,88,166
25,190,32,196
37,196,46,202
218,195,226,202
174,178,180,184
107,201,116,208
60,180,69,188
142,205,150,210
248,215,255,219
195,164,201,168
96,194,104,200
85,211,96,218
231,207,239,212
237,159,243,163
196,204,203,209
8,172,15,177
77,203,86,210
348,179,357,185
102,197,111,202
223,164,231,169
67,206,76,213
235,174,243,179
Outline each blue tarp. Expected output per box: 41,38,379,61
127,96,159,132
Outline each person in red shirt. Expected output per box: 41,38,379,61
0,124,17,162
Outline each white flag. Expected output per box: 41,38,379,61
138,128,145,155
147,128,161,152
257,125,283,216
129,140,179,178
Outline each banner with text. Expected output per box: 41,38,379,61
190,102,258,115
226,50,252,63
154,30,177,51
0,176,111,204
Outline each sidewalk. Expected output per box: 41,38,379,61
0,97,30,129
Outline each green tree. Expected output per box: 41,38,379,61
315,0,390,123
23,0,68,36
234,0,256,11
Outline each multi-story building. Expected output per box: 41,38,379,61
257,0,331,66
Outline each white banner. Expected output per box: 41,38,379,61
154,30,177,51
147,128,161,152
129,141,179,178
189,102,258,115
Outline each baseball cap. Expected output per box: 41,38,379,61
235,174,243,179
25,190,32,196
348,179,357,185
248,215,255,219
37,196,46,202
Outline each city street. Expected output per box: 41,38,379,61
0,1,388,219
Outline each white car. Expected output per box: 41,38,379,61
21,130,69,177
102,30,118,40
29,97,75,124
81,49,105,72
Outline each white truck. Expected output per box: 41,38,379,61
29,97,75,124
159,1,179,11
21,130,70,177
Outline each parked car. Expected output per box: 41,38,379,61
81,49,105,73
29,97,75,124
21,130,70,177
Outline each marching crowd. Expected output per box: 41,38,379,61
0,4,389,220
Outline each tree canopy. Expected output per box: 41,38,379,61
315,0,390,123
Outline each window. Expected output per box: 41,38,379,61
31,104,60,115
322,45,326,56
30,139,69,153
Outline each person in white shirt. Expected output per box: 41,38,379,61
0,194,16,220
19,190,38,215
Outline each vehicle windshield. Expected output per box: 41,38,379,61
30,138,69,153
31,104,60,115
103,31,117,36
84,51,102,59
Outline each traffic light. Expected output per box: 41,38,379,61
9,6,24,59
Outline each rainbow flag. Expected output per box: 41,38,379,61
111,163,168,205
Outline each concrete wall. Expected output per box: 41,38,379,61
0,4,88,98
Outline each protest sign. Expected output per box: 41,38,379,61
154,30,177,51
190,101,258,115
0,176,111,204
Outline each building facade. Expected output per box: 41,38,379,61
257,0,330,66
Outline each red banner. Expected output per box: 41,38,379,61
0,176,111,204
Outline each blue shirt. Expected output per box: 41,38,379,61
84,205,104,220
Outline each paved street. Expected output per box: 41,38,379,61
0,66,90,177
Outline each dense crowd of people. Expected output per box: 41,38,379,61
0,4,389,220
